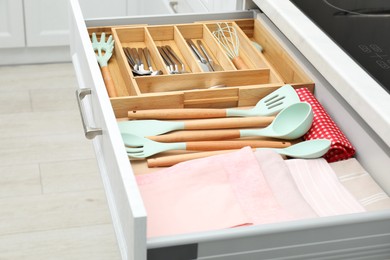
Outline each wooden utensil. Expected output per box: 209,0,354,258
147,139,331,167
128,85,300,119
147,102,313,142
212,22,248,70
122,133,290,158
118,116,274,137
91,32,117,97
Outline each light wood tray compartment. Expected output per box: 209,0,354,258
175,24,235,72
234,19,312,84
87,19,314,118
112,23,274,95
147,25,199,74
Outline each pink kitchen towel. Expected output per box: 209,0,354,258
254,150,318,220
136,147,290,238
286,158,365,217
296,87,355,162
136,148,253,238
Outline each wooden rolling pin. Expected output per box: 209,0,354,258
147,141,291,167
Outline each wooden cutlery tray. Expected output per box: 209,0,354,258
88,19,314,118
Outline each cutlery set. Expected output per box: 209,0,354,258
123,47,163,76
123,39,220,76
118,85,331,166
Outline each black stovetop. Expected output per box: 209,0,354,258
290,0,390,94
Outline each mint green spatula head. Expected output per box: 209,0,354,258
91,32,114,67
226,84,300,116
272,139,331,159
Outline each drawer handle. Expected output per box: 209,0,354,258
76,88,103,139
169,1,179,13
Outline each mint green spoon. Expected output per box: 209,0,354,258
146,139,332,167
258,139,331,158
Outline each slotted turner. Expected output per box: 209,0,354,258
128,84,299,119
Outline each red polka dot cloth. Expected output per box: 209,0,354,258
295,88,355,162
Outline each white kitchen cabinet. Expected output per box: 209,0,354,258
1,0,245,65
182,0,243,13
23,0,70,47
0,0,25,48
197,0,243,12
23,0,127,47
69,0,390,259
0,0,127,65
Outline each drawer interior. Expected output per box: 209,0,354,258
87,17,390,242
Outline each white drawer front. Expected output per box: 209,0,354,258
69,0,147,259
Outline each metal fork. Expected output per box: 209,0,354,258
163,45,187,73
123,47,152,76
157,46,176,74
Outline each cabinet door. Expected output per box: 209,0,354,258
78,0,127,18
128,0,171,15
24,0,69,47
183,0,242,13
0,0,25,48
24,0,127,47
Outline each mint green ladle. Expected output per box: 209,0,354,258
151,102,314,142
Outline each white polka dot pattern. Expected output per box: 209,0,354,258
296,88,355,162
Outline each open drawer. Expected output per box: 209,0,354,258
69,0,390,259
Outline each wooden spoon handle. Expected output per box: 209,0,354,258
232,56,249,70
147,139,291,167
148,129,241,142
183,116,274,130
147,150,235,167
101,66,117,97
185,140,290,151
128,108,227,119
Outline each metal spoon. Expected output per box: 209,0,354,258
123,47,151,76
142,48,162,76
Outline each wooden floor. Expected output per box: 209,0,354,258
0,63,121,259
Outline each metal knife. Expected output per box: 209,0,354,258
186,39,211,72
196,40,215,71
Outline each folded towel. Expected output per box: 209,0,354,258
136,147,304,237
136,148,254,238
286,158,365,216
330,158,390,211
254,150,318,220
296,88,355,162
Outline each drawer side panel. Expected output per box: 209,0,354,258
68,0,147,259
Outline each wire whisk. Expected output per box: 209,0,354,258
212,22,249,70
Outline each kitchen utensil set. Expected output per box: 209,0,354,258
118,85,329,164
123,47,162,76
